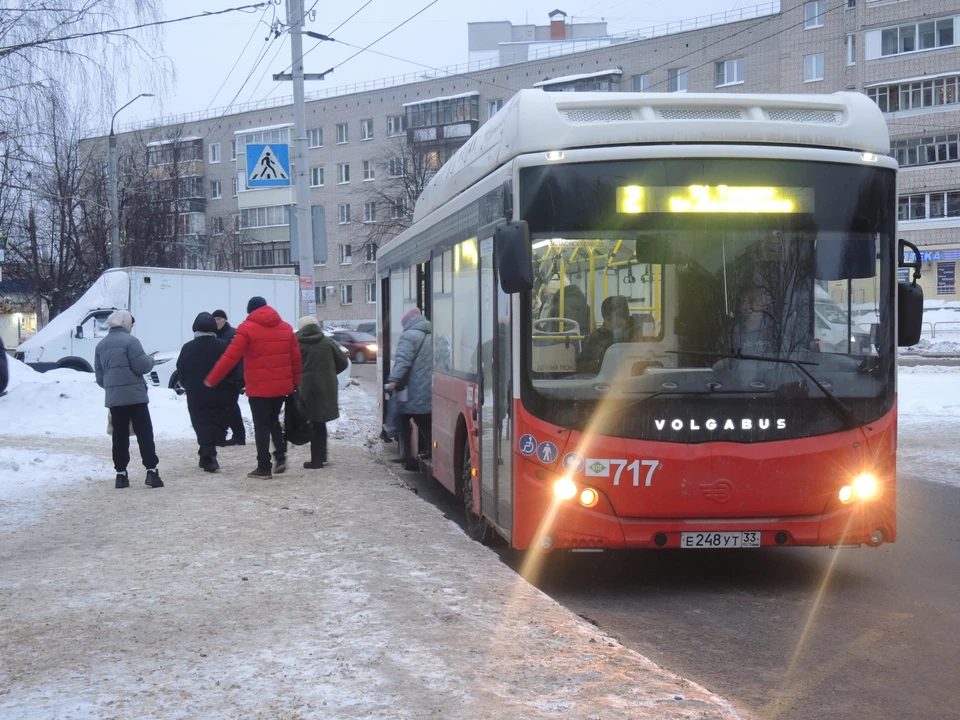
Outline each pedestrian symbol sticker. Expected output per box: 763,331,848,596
519,434,537,456
536,441,558,464
562,452,585,474
246,143,291,187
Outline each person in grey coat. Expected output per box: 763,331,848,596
94,310,162,489
385,307,433,471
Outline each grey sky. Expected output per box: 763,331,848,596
122,0,745,124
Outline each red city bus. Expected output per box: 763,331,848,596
377,90,925,552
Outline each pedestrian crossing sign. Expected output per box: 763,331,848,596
246,143,291,187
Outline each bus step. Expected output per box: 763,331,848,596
418,456,433,477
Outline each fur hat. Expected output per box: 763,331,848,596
298,316,320,330
192,312,217,334
247,296,267,313
401,307,421,327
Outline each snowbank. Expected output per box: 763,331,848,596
0,361,379,444
0,449,109,529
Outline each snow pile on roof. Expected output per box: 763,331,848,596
533,68,623,87
0,449,109,530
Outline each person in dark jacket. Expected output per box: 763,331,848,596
0,336,8,395
177,313,236,473
296,316,348,469
205,296,302,479
545,284,592,337
94,310,162,489
577,296,642,375
212,309,246,446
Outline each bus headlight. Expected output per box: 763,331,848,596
852,473,879,499
579,488,599,507
838,486,854,504
553,477,577,500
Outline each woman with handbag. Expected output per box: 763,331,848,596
295,316,349,469
385,307,433,472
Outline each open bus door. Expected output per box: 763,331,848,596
478,233,513,538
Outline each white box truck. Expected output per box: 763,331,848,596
15,267,350,392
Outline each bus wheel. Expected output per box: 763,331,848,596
462,445,493,544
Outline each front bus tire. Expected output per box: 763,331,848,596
461,444,494,544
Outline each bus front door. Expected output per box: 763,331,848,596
479,236,513,537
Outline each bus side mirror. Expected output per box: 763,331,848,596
898,238,923,347
495,221,533,294
75,325,84,339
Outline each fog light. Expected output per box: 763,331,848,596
553,477,577,500
871,529,884,545
579,488,599,507
838,486,854,504
852,473,879,499
541,534,554,550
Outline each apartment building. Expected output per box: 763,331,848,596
83,0,960,324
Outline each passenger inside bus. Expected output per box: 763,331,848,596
577,296,643,375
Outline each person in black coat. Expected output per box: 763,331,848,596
177,313,236,472
212,309,246,446
0,336,8,395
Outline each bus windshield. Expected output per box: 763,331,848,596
519,158,897,443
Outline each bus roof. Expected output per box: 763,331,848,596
413,89,889,223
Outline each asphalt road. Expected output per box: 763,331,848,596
393,425,960,720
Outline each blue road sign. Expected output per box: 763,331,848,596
246,143,291,188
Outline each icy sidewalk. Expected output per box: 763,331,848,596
0,438,743,720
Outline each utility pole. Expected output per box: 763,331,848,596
108,93,153,268
287,0,315,318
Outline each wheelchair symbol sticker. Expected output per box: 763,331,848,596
536,441,558,464
519,434,538,456
562,452,585,474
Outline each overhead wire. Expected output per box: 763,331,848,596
202,2,276,115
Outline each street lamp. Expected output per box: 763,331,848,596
109,93,154,268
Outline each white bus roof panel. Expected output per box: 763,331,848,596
413,89,890,222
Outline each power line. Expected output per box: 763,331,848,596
272,0,373,79
202,3,277,115
0,2,272,58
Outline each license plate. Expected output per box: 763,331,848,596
680,531,761,549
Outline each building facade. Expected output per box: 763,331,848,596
83,0,960,324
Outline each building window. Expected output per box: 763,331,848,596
315,286,326,306
847,0,855,8
338,203,351,224
362,160,375,181
387,115,406,137
391,198,407,219
210,180,222,199
388,157,406,178
212,216,225,234
340,244,352,264
308,127,323,148
365,244,377,263
847,34,856,65
147,138,203,166
879,18,955,58
208,142,221,163
667,68,688,93
360,119,374,141
231,140,237,161
366,282,377,304
363,202,377,223
336,123,348,144
341,284,353,305
804,53,824,82
715,58,744,87
232,177,239,197
804,1,825,29
868,75,960,113
488,99,503,118
310,166,324,187
405,94,479,129
237,128,288,153
632,74,650,92
242,242,291,268
891,134,960,167
240,205,290,229
337,163,350,184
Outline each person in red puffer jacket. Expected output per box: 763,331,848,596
205,296,302,479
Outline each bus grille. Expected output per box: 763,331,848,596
564,108,639,123
657,107,744,121
765,108,842,124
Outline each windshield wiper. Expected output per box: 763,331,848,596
665,350,860,430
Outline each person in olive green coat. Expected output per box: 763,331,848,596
296,316,349,469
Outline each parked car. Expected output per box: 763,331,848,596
331,331,378,364
355,321,376,335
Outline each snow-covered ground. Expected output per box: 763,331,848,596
854,301,960,353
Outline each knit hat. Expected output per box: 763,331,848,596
212,309,227,320
247,296,267,313
298,316,321,330
192,312,217,334
107,310,133,332
401,307,421,327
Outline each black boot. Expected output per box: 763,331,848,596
145,469,164,488
201,456,220,473
115,472,129,489
304,425,325,469
248,466,272,479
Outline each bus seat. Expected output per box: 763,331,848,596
532,317,581,374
